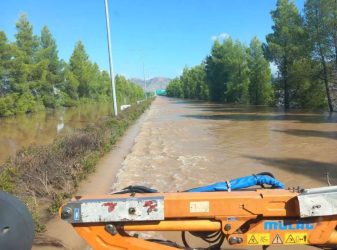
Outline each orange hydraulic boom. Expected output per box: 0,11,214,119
60,186,337,249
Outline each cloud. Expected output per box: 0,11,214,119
211,35,218,41
219,33,230,40
211,32,230,41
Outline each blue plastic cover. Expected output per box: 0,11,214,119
187,174,285,192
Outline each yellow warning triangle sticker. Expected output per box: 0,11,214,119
272,234,283,244
286,234,296,244
248,235,259,244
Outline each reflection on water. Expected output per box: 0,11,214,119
0,103,112,163
57,116,64,133
113,97,337,193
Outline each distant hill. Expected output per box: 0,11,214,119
130,77,171,92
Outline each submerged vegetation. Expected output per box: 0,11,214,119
167,0,337,111
0,14,144,117
0,99,152,232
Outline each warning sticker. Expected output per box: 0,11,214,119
284,233,308,244
247,233,270,245
272,234,283,244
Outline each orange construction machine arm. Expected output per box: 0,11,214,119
60,186,337,249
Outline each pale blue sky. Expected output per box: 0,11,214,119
0,0,305,78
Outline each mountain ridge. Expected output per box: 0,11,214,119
130,77,171,92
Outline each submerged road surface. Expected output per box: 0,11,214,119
113,97,337,191
112,97,337,249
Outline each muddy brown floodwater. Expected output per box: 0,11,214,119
112,96,337,250
0,103,112,164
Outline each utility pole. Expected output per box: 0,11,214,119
104,0,118,116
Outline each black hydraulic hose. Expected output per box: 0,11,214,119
190,231,221,239
206,234,226,250
113,185,157,194
182,231,225,249
255,172,276,188
181,231,191,249
147,239,184,248
256,172,275,178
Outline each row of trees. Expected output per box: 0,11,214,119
167,37,273,105
167,0,337,111
266,0,337,111
0,14,144,116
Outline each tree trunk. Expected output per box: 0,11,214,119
314,5,334,112
255,79,258,105
284,78,289,109
283,57,290,110
334,42,337,69
321,53,333,112
334,0,337,69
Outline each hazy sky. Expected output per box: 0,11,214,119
0,0,305,79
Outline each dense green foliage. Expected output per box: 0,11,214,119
167,0,337,111
0,14,144,116
166,78,183,98
303,0,337,111
167,65,209,100
248,37,273,105
167,37,273,105
265,0,306,109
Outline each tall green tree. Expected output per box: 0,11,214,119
180,67,196,99
63,65,79,102
166,78,183,98
179,65,209,100
193,64,209,100
324,0,337,69
87,62,104,99
69,41,91,98
205,39,229,102
0,31,12,96
35,26,63,107
248,37,273,105
39,26,62,84
288,58,326,109
265,0,305,109
305,0,333,111
116,75,144,106
0,15,144,116
205,38,250,103
15,14,38,62
225,41,250,103
11,14,39,94
99,70,112,97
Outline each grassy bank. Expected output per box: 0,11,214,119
0,99,153,232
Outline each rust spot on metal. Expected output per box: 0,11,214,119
143,200,158,214
102,202,117,212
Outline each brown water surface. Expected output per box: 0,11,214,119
114,97,337,191
112,96,337,249
0,103,112,164
4,97,337,249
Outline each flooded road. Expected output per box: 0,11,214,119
0,103,112,163
114,97,337,191
112,96,337,249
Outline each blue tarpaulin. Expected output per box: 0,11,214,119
187,174,285,192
